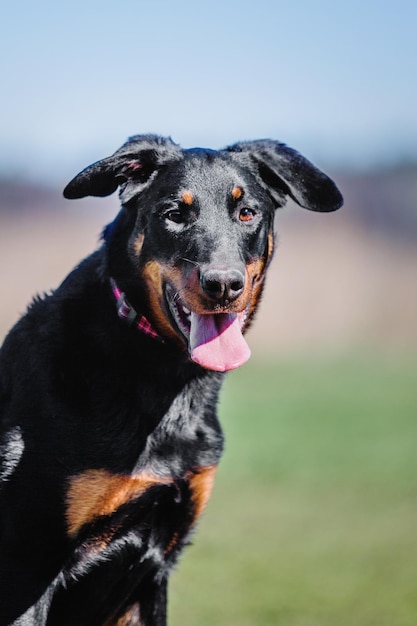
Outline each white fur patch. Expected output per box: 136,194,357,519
0,426,25,482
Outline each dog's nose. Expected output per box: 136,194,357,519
201,268,245,302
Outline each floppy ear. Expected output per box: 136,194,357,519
63,135,183,200
225,139,343,212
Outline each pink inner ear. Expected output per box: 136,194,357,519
126,160,143,172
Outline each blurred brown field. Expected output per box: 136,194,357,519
1,192,417,355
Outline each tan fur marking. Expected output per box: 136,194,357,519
164,531,180,555
267,231,275,260
104,603,142,626
181,191,194,205
188,465,217,522
79,529,118,555
141,260,186,346
66,469,172,537
246,257,266,284
232,186,243,200
142,259,163,296
133,233,145,256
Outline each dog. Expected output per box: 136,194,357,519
0,135,342,625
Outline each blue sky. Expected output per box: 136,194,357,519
1,0,416,182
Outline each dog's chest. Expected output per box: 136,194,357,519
64,379,224,567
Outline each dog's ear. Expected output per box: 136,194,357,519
63,135,183,201
225,139,343,212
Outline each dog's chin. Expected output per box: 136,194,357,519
164,284,251,372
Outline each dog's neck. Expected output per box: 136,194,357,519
110,278,164,343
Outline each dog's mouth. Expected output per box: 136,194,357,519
164,285,251,372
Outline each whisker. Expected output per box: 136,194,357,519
173,289,185,303
172,284,192,304
180,257,200,267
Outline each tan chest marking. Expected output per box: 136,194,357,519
66,465,218,538
103,603,142,626
188,465,217,521
66,469,172,537
163,465,217,555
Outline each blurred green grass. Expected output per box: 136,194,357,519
169,355,417,626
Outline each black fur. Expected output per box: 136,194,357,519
0,135,342,625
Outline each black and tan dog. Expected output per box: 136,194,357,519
0,135,342,625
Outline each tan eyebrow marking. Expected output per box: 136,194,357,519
181,191,194,205
232,186,243,200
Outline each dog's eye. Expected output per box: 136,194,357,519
165,209,185,224
239,207,256,222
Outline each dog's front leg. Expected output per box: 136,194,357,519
110,575,168,626
44,537,156,626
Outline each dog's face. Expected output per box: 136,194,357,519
64,135,342,371
124,151,275,371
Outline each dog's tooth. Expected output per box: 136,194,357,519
183,306,190,315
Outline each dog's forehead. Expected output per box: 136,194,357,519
176,147,244,192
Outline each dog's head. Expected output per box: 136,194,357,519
64,135,342,372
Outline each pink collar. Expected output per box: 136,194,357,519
110,278,164,342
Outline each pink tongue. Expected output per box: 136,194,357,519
189,312,251,372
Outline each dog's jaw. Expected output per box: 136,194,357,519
165,284,192,340
164,285,250,372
